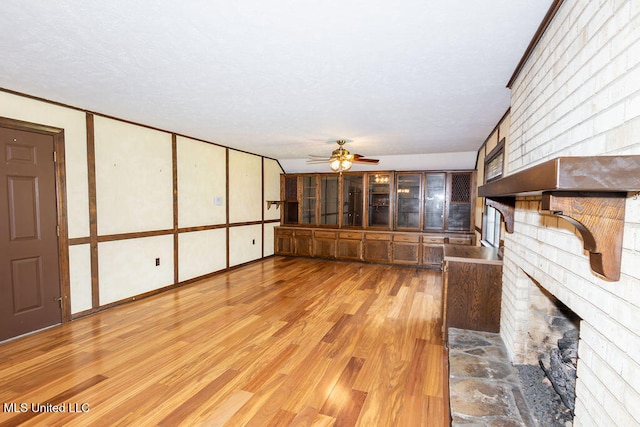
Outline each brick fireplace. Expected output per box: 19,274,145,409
494,1,640,425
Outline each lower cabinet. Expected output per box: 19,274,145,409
275,228,294,255
294,230,313,257
422,245,444,268
313,231,337,258
391,234,421,265
274,227,474,268
442,245,502,340
363,233,391,263
337,231,363,260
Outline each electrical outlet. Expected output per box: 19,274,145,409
252,239,255,245
155,258,160,266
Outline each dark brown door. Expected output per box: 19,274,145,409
1,126,61,341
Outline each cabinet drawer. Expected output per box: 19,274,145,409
276,228,294,237
448,236,472,245
365,233,391,241
314,231,337,239
393,234,420,243
295,230,313,237
423,235,445,244
339,231,363,240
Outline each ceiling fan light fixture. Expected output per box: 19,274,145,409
311,139,377,173
329,156,352,172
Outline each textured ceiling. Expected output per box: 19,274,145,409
0,0,552,172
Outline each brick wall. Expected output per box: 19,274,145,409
503,1,640,425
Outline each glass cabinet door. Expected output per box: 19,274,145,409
301,176,317,225
395,173,421,229
342,174,363,227
424,173,445,230
367,173,391,228
320,175,339,225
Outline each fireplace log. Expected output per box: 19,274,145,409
539,330,578,416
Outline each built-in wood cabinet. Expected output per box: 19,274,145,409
281,170,475,233
277,170,475,268
275,227,474,269
442,244,502,340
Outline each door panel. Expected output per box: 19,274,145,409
8,176,40,240
1,126,61,341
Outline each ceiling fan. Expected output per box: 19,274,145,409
307,140,379,172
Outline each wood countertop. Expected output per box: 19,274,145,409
443,244,503,265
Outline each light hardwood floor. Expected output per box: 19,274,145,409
0,257,449,426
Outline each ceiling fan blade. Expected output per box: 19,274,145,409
308,154,329,158
353,158,379,164
306,160,329,164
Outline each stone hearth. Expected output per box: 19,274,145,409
448,328,535,426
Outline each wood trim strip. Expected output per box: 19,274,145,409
53,130,72,322
179,224,227,233
97,229,175,243
69,237,91,246
172,134,179,285
86,113,100,309
228,221,264,228
226,148,230,269
507,0,565,88
262,157,265,258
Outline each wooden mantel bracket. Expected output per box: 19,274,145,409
540,192,626,281
485,197,515,233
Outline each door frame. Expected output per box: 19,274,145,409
0,116,71,323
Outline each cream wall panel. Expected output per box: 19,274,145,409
69,244,92,314
98,235,174,305
229,225,262,267
263,222,277,257
0,91,89,238
178,229,227,282
263,159,283,221
177,136,226,227
94,116,173,235
229,150,262,223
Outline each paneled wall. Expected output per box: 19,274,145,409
0,89,282,317
501,1,640,425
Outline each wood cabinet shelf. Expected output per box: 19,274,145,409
478,155,640,281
